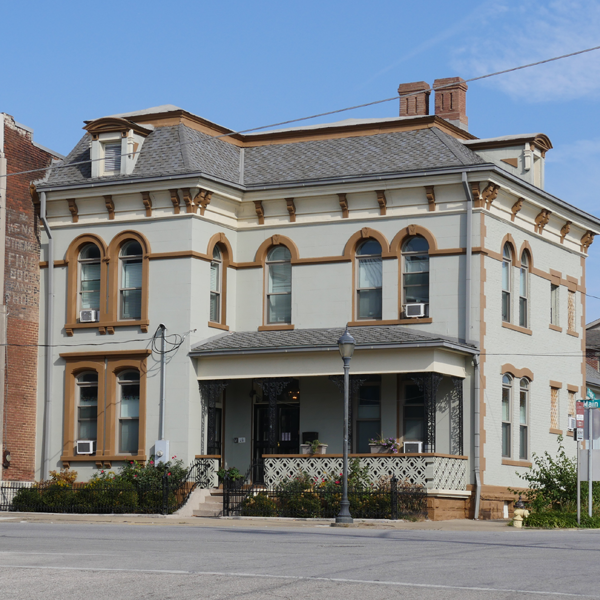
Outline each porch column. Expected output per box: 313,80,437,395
329,375,366,452
198,380,229,455
451,377,464,456
411,372,443,453
259,378,291,454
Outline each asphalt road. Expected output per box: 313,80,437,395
0,521,598,599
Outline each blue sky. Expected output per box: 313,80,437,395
3,0,600,318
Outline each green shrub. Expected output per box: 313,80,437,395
282,492,321,518
524,511,600,529
79,477,138,513
241,492,278,516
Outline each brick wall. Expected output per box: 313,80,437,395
3,116,53,481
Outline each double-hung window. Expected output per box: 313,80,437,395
519,379,529,459
118,370,140,454
551,284,559,326
502,244,512,322
519,253,529,328
77,372,98,445
356,239,382,320
103,142,121,175
402,236,429,314
210,246,222,323
266,246,292,324
502,374,512,457
78,244,101,313
120,241,143,320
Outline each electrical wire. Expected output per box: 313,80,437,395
3,44,600,181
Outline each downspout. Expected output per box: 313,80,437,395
40,192,53,480
461,171,481,519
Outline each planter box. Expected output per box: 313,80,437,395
300,444,328,455
369,444,387,454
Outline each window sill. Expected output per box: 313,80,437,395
501,322,532,336
258,324,295,331
549,324,563,333
208,322,229,331
567,329,580,338
61,454,147,467
347,318,432,327
65,320,149,336
502,459,532,468
567,431,574,437
550,428,564,435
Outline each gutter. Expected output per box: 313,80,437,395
37,162,600,230
190,339,479,358
462,171,481,520
40,192,54,480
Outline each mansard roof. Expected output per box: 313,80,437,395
190,325,478,356
42,118,486,189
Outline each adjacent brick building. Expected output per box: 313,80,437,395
0,114,61,481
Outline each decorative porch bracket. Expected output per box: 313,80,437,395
198,380,229,455
329,375,366,452
451,376,464,456
258,378,292,453
411,372,443,453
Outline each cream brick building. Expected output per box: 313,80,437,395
33,78,600,518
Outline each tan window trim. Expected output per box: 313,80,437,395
206,233,232,328
208,322,230,331
501,364,534,381
347,318,432,327
567,384,580,393
567,329,580,338
61,351,148,464
258,324,295,331
65,232,151,336
550,428,564,435
549,324,563,333
502,459,532,468
550,381,563,389
502,322,532,336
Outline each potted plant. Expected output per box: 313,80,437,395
368,435,400,454
217,466,245,489
300,439,328,455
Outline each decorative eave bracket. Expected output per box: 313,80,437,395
286,198,296,222
376,190,387,215
254,200,265,225
104,195,115,220
67,199,78,223
338,193,349,218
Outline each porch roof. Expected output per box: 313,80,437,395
190,325,478,357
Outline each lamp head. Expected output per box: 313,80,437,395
337,326,356,359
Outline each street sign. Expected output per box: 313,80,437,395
584,401,600,409
588,388,597,401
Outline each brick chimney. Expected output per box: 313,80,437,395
398,81,431,117
433,77,468,130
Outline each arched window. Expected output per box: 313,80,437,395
77,371,98,446
502,244,512,322
119,241,143,320
210,246,222,323
519,379,529,460
266,246,292,324
519,252,529,328
78,244,101,313
118,370,140,454
356,239,382,320
402,236,429,315
502,374,512,457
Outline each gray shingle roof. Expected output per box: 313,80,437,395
42,123,486,189
587,329,600,351
190,325,477,356
587,363,600,388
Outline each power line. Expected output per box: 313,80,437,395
2,44,600,182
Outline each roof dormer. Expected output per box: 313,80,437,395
83,117,153,178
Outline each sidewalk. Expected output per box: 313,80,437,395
0,512,512,531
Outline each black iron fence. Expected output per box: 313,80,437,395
0,458,217,515
223,472,426,520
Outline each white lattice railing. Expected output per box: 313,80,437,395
263,454,467,490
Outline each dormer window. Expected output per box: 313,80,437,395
84,117,152,179
103,142,121,175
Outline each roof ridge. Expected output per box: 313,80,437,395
429,127,473,166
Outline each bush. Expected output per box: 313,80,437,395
524,511,600,529
241,492,277,516
12,483,80,513
282,492,321,518
79,476,138,513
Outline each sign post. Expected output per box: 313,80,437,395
577,401,584,525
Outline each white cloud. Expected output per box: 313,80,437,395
452,0,600,102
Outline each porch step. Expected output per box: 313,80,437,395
192,489,225,518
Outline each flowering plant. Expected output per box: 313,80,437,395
368,435,401,453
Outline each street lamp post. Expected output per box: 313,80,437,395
336,326,356,524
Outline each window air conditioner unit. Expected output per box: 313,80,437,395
76,440,95,455
405,303,426,318
568,417,577,431
79,310,99,323
403,441,423,453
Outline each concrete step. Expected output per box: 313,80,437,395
193,507,222,517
